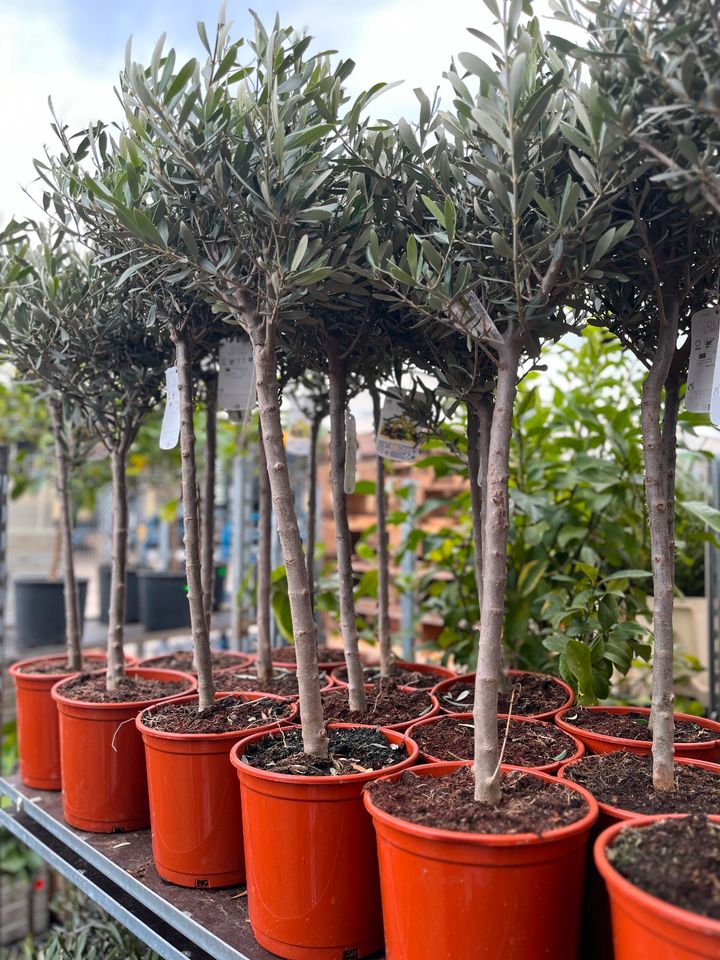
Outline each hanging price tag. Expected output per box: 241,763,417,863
687,307,720,414
344,410,357,493
376,392,421,462
218,338,255,412
159,366,180,450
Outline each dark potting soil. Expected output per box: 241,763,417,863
145,650,247,672
368,766,588,834
141,695,293,734
333,664,446,689
241,725,408,776
14,656,106,675
561,707,716,743
562,752,720,815
57,673,191,704
272,645,346,665
607,816,720,920
216,668,328,697
412,716,578,766
439,674,568,715
320,682,435,726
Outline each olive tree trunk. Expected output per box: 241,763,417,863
201,373,218,635
473,337,521,804
466,396,493,614
256,421,273,683
250,313,327,757
106,447,129,691
306,412,321,612
49,398,82,672
173,328,215,711
327,339,367,712
642,296,681,792
371,386,392,677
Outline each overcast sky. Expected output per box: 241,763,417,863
0,0,582,225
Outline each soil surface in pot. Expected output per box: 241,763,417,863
57,673,191,704
607,816,720,920
413,716,577,766
320,682,434,726
144,650,247,671
563,752,720,815
272,645,345,665
215,667,326,696
241,726,408,776
141,695,293,734
368,766,588,834
439,674,567,715
14,656,105,675
333,664,446,689
561,707,715,742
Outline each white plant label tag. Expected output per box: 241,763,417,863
159,366,180,450
376,392,421,462
344,410,357,494
218,338,255,412
687,307,720,414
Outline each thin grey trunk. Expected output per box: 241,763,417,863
661,367,681,581
371,387,392,676
473,338,521,804
306,413,321,612
251,314,327,757
173,328,215,711
201,374,218,636
106,448,128,691
256,421,273,683
49,398,82,672
466,396,492,613
643,298,680,792
328,339,367,712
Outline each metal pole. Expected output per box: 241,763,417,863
230,455,246,651
400,481,417,662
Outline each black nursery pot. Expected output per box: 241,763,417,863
98,565,140,624
13,578,88,649
137,571,191,631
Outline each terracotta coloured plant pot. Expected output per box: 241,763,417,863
137,692,296,888
329,659,456,690
432,669,575,721
318,688,440,733
594,816,720,960
559,755,720,960
137,650,254,672
8,652,136,791
405,712,586,772
52,667,195,832
214,666,335,700
363,761,598,960
555,705,720,762
271,648,365,673
229,723,419,960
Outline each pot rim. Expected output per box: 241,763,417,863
51,667,196,709
558,754,720,820
363,760,599,846
432,669,575,715
230,721,420,785
136,691,297,740
556,704,720,749
594,814,720,936
9,651,134,682
137,650,254,669
405,711,585,769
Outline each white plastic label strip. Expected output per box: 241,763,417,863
218,338,255,412
687,307,720,414
159,366,180,450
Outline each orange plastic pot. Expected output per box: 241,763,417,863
555,705,720,762
432,668,575,720
229,723,419,960
329,660,456,690
8,651,135,790
52,667,195,832
214,666,335,699
137,692,296,888
364,761,598,960
594,816,720,959
405,712,586,772
137,650,254,672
